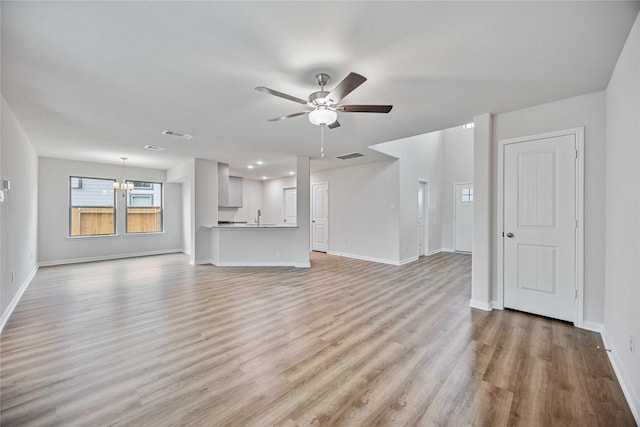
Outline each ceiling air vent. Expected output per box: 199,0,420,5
336,152,364,160
144,144,165,151
162,129,194,140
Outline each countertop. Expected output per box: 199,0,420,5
203,224,298,229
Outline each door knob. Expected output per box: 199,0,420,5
506,232,514,238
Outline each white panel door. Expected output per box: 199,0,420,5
311,182,328,252
283,188,297,225
454,183,473,252
504,134,576,321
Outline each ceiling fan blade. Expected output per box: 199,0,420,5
267,111,309,122
327,72,367,103
328,120,341,129
338,105,393,113
255,86,308,105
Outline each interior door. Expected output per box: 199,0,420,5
454,183,473,252
311,182,328,252
283,188,297,225
417,181,427,256
503,134,576,321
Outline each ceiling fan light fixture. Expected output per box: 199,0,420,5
308,108,337,126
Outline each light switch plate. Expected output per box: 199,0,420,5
0,190,4,202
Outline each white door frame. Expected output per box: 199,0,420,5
496,127,584,327
418,180,429,256
453,181,473,253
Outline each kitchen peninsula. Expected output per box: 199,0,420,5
203,222,301,267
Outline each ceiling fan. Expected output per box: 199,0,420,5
255,72,392,129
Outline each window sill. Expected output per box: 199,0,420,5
67,234,118,239
124,231,166,236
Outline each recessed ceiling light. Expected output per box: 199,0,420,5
256,161,264,165
262,176,267,180
289,171,295,175
144,144,165,151
247,165,254,169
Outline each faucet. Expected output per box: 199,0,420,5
256,209,262,226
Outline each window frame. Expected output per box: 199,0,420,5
125,180,164,235
68,176,117,237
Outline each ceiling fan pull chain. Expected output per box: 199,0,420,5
320,125,325,159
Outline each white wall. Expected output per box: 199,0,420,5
38,157,182,264
168,158,195,258
193,159,218,264
441,125,474,251
604,11,640,419
311,160,400,264
218,178,263,224
491,91,606,324
261,176,296,225
181,181,191,254
0,96,39,322
373,131,444,262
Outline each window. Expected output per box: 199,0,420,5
132,181,152,190
461,187,474,202
69,176,116,236
126,181,163,233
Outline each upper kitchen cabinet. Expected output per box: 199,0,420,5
218,163,243,208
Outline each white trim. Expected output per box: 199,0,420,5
491,300,500,310
469,299,493,311
601,328,640,424
0,266,38,334
399,256,419,265
311,181,329,252
580,321,603,334
453,181,474,253
294,262,311,268
211,261,299,267
38,249,182,267
496,127,585,324
327,251,405,266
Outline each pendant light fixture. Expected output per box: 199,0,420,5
113,157,134,191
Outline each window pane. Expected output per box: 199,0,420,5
126,181,163,233
69,177,115,236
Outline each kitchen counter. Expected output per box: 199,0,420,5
206,223,298,228
201,224,306,267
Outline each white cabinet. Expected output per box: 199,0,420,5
218,163,243,208
228,176,243,208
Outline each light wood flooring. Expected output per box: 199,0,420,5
0,252,635,426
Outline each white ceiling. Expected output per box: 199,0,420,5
2,1,638,180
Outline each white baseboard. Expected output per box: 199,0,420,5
327,251,403,266
427,248,455,256
210,260,298,267
580,320,604,334
38,249,183,267
399,256,419,265
469,299,493,311
294,262,311,268
601,328,640,425
0,266,38,334
491,300,502,310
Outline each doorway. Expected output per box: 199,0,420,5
311,182,328,252
454,183,473,253
497,128,584,324
417,180,429,256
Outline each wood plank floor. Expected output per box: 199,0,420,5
0,252,635,426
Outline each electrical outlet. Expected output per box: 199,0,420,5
630,334,635,353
